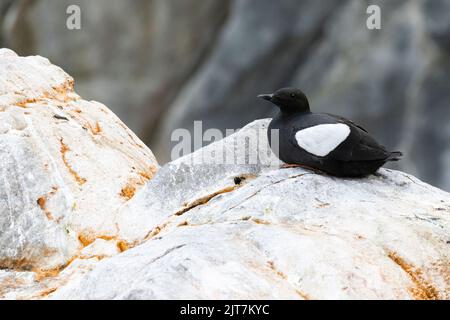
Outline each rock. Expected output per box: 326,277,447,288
49,120,450,300
0,53,448,300
113,119,281,243
0,49,158,271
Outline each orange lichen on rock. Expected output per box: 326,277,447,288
59,138,87,185
119,168,156,201
94,121,101,134
77,233,94,247
138,164,158,182
37,197,53,220
15,97,37,108
120,183,137,200
387,251,441,300
83,120,102,136
37,197,46,210
78,233,130,254
116,240,129,252
77,233,115,247
14,79,76,108
138,170,152,181
36,187,58,221
46,79,76,103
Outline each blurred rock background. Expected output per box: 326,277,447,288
1,0,449,191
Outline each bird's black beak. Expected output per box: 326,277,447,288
257,94,273,101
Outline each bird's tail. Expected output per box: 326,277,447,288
386,151,403,162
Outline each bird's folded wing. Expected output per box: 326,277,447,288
293,122,389,161
330,128,390,162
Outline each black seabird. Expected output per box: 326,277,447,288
258,88,402,177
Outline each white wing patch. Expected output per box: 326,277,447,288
295,123,351,157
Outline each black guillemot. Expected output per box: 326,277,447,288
258,87,402,177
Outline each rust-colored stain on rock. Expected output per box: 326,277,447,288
119,167,156,201
144,222,171,241
77,233,116,248
120,183,137,200
15,97,37,108
36,187,58,221
83,120,102,136
174,185,237,216
37,197,53,220
116,240,129,252
60,138,87,185
15,79,77,108
77,233,130,255
94,121,101,134
387,251,441,300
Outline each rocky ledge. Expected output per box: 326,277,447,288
0,51,449,300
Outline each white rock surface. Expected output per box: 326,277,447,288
48,119,450,300
0,51,449,300
0,49,158,271
113,118,281,243
51,166,450,300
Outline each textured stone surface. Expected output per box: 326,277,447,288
48,120,449,300
113,119,281,243
2,117,449,299
0,52,449,300
0,49,158,271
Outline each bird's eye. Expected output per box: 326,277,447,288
290,93,296,98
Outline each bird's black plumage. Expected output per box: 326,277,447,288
258,88,402,177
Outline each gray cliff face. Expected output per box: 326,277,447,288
1,0,449,192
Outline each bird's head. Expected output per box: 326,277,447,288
258,87,310,114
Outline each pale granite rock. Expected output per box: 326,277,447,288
0,49,158,271
0,51,448,300
51,120,449,300
113,118,281,243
